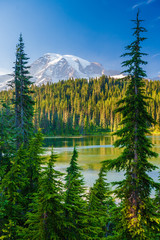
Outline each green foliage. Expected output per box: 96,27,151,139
10,34,34,148
0,146,28,239
30,77,160,135
22,149,64,240
0,101,15,178
0,220,16,240
64,147,90,240
88,165,116,238
2,74,160,136
104,12,160,239
24,130,44,200
0,130,44,239
153,172,160,239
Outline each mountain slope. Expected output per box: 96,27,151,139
0,53,125,91
30,53,107,85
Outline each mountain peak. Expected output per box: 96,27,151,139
30,53,107,85
0,53,111,91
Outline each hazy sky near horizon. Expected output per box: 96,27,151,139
0,0,159,78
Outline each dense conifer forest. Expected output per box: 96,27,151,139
1,76,160,135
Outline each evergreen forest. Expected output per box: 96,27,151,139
1,76,160,136
0,12,160,240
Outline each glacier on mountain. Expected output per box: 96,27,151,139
29,53,106,85
0,53,123,91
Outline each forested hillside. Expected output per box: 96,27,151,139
1,75,160,135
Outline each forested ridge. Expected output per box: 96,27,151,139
1,76,160,135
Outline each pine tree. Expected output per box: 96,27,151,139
104,11,160,239
10,33,34,149
64,147,89,240
0,130,45,239
22,149,64,240
88,165,116,238
0,146,28,239
0,101,15,179
24,130,44,204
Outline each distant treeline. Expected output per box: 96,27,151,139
1,75,160,135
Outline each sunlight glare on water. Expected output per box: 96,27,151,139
43,135,160,187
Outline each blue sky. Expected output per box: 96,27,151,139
0,0,159,78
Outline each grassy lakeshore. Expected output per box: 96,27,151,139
44,128,160,138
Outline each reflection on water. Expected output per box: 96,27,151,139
44,135,160,187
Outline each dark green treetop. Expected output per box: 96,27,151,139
64,147,89,240
88,164,116,239
0,146,28,239
10,33,34,148
24,130,44,201
22,148,64,240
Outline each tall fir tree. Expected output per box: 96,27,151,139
22,149,64,240
24,130,44,205
0,146,28,239
0,130,44,239
88,165,115,239
10,33,34,148
64,147,89,240
104,11,160,239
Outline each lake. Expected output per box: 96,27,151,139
43,135,160,188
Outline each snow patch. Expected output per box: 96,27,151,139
111,74,125,79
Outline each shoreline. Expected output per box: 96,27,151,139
43,130,160,138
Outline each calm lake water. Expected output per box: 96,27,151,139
43,135,160,187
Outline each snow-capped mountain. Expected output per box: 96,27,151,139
0,53,124,91
30,53,107,85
